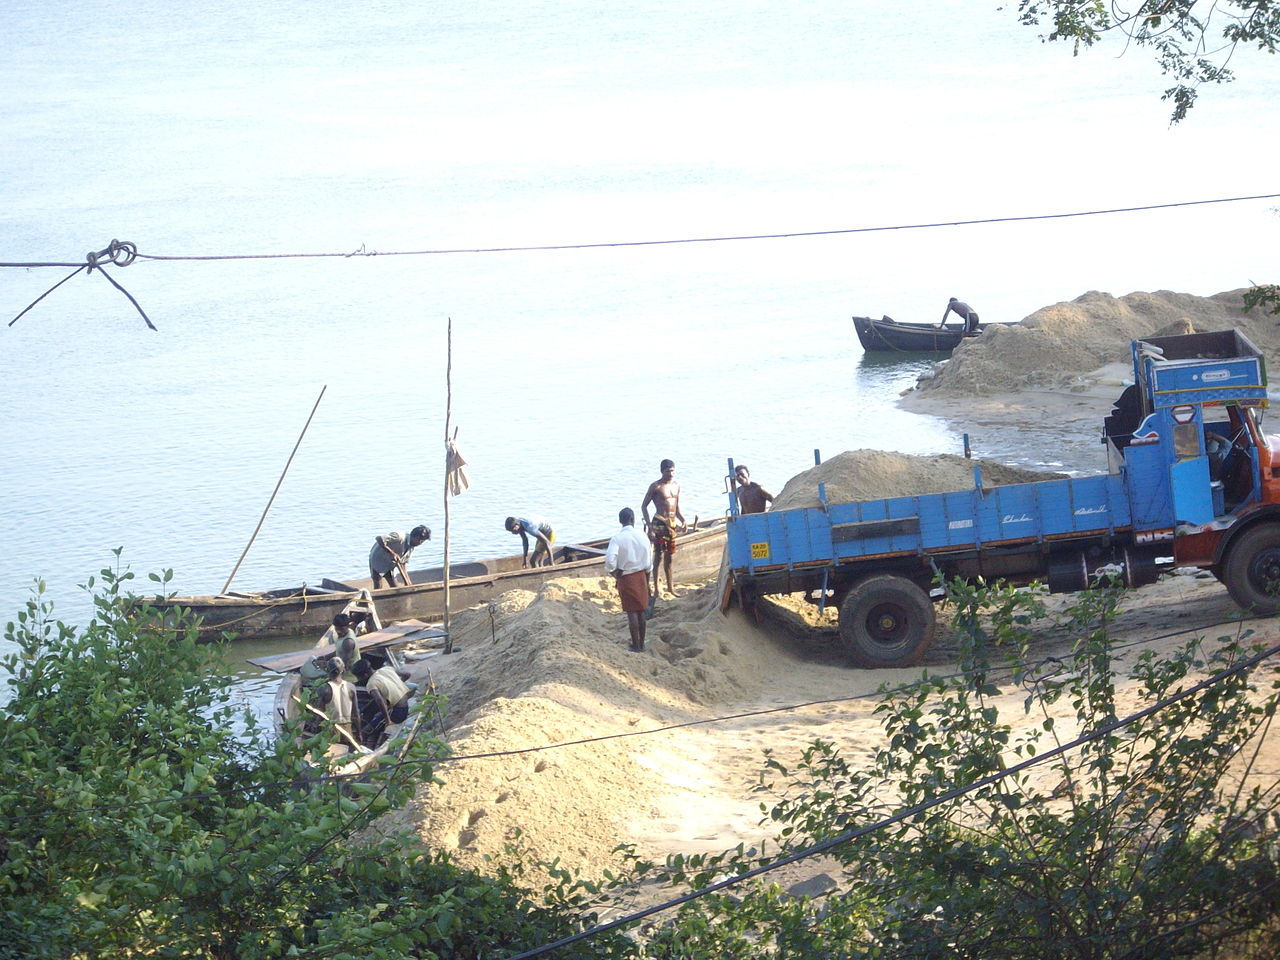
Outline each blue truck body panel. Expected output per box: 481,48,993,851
729,473,1134,574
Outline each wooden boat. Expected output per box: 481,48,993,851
154,516,729,641
852,314,984,353
249,619,443,778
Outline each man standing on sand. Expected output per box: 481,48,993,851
641,458,686,598
605,507,653,652
733,464,774,515
939,297,980,335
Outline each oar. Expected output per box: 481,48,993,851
293,696,372,755
394,555,413,587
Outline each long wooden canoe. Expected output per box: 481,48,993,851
154,517,728,641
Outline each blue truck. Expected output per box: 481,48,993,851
725,329,1280,668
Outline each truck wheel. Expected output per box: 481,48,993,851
838,575,936,668
1223,523,1280,614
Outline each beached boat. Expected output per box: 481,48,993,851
852,314,984,353
154,517,729,641
249,619,442,778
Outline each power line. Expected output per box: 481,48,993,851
1,194,1275,269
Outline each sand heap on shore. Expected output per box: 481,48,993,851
771,450,1065,511
915,288,1279,397
389,451,1065,880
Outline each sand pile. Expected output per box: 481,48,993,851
916,289,1279,396
389,576,835,878
389,450,1067,880
771,449,1065,511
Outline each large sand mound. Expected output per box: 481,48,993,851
772,449,1064,511
915,289,1277,396
387,450,1068,879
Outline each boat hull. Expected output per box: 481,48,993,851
852,314,979,352
153,518,728,641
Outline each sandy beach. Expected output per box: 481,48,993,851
384,288,1280,889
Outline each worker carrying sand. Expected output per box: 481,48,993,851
733,464,774,515
641,458,686,598
504,516,557,567
940,297,980,335
368,525,430,589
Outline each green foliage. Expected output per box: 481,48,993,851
1243,283,1280,316
0,555,631,959
1015,1,1280,122
624,580,1280,958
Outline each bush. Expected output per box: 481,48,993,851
0,556,630,959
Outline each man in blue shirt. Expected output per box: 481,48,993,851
504,516,557,567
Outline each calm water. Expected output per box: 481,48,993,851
3,0,1277,719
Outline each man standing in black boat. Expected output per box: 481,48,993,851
939,297,980,335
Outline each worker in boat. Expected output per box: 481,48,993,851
641,459,686,599
317,612,361,672
733,464,774,515
352,657,412,743
939,297,980,335
504,516,557,567
313,657,362,746
368,524,431,589
604,507,653,653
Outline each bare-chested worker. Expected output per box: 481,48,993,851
939,297,980,335
641,458,686,598
733,464,774,515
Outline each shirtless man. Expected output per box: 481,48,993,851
733,464,774,514
939,297,980,335
641,459,686,598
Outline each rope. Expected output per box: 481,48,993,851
1,195,1275,270
7,239,153,330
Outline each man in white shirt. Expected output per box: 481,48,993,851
604,507,654,652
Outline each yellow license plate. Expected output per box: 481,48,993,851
750,542,770,559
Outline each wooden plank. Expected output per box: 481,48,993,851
321,577,361,591
563,543,608,557
247,620,447,673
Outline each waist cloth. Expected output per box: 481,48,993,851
616,569,650,612
649,516,677,554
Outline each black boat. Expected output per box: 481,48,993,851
852,314,981,353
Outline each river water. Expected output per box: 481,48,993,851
3,0,1277,721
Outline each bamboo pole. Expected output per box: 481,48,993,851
222,385,326,594
443,319,455,654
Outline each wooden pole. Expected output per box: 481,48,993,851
222,385,326,594
443,319,454,654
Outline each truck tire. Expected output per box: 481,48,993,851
838,574,936,668
1223,523,1280,614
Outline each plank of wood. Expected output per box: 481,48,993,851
563,543,608,557
247,620,447,672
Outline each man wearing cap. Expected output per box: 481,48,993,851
605,507,654,652
368,524,431,588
